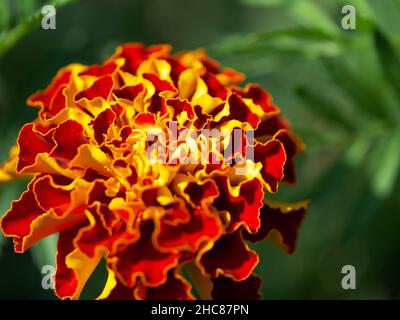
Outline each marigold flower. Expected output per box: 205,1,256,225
0,43,308,300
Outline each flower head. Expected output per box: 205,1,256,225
0,43,308,299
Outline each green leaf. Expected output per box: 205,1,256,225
209,22,356,80
369,130,400,198
296,85,355,132
0,7,42,58
18,0,36,22
0,0,78,58
0,233,4,257
0,0,10,31
322,57,390,121
240,0,339,36
341,183,380,242
211,27,343,75
240,0,285,6
31,233,57,269
338,0,375,21
367,0,400,41
344,134,372,167
374,30,400,101
285,0,339,36
80,259,108,299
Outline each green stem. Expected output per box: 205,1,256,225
0,0,78,59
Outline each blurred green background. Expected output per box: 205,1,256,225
1,0,400,299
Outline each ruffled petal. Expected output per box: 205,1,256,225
211,275,262,300
75,76,114,101
28,67,71,119
244,200,309,254
0,145,30,182
55,223,103,299
213,176,263,233
198,230,258,281
0,179,85,252
273,129,305,184
17,123,55,172
90,108,116,145
254,139,286,192
111,220,180,287
228,93,259,129
155,207,222,252
136,270,194,300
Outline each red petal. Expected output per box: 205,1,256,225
41,85,67,119
79,61,117,77
184,180,219,207
113,84,143,101
167,98,195,120
0,182,42,244
254,139,286,192
223,127,248,162
50,120,89,166
148,95,168,115
163,200,190,225
199,57,220,74
202,72,227,100
76,203,138,258
213,176,263,233
234,84,279,114
82,168,109,182
199,230,258,281
91,108,116,145
112,220,180,287
137,271,194,300
88,180,114,205
228,93,260,129
211,275,262,300
55,224,83,298
1,177,86,252
274,130,304,184
117,44,170,74
243,201,308,254
161,57,186,85
33,175,72,216
17,123,55,172
255,114,290,138
140,187,189,224
133,112,156,127
143,73,177,93
75,76,114,101
28,69,71,110
75,205,110,258
156,207,221,252
193,105,211,130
